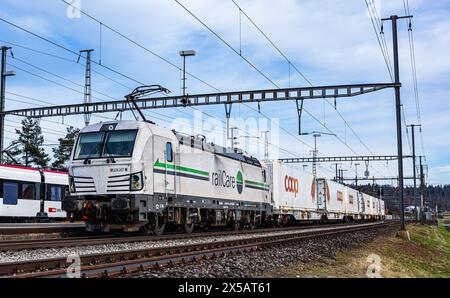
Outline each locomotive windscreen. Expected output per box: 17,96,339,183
74,130,138,160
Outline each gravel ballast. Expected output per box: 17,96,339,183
126,224,397,278
0,224,376,263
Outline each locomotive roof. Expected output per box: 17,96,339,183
80,121,262,167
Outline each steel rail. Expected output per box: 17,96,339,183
0,222,360,252
0,221,395,278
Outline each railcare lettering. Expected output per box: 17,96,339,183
212,170,236,189
211,170,243,194
285,175,299,196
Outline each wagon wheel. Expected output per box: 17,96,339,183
233,221,240,231
184,222,195,234
153,214,166,236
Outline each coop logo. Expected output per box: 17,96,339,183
285,175,299,196
212,170,243,194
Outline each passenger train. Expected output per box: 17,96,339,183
0,164,68,222
62,120,385,235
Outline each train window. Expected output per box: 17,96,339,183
22,184,35,200
74,132,106,159
166,142,173,162
48,186,62,202
103,130,138,158
262,170,266,182
3,182,18,205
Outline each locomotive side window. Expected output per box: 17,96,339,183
166,142,173,162
22,183,35,200
3,182,18,205
47,185,62,201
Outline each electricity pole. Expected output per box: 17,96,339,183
261,130,270,160
407,124,421,221
78,49,94,127
332,163,341,182
312,133,320,177
419,156,425,224
355,163,360,187
381,15,413,234
0,46,15,163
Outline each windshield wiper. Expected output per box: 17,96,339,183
103,145,116,164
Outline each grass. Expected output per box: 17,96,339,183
264,222,450,278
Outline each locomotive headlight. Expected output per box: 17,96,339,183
130,172,144,191
69,176,76,193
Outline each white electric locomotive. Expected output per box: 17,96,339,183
64,121,271,234
0,164,68,221
63,120,385,235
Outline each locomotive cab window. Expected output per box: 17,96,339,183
103,130,138,158
74,132,106,159
74,130,138,160
166,142,173,162
3,182,18,205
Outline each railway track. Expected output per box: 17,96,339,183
0,222,361,252
0,224,362,252
0,221,395,278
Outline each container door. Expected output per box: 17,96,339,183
358,192,365,214
316,179,327,211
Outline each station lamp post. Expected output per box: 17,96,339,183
179,50,196,106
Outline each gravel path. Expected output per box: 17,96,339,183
0,225,370,263
126,225,397,278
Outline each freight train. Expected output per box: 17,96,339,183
0,164,68,222
62,120,385,235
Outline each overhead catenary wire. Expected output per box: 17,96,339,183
0,41,301,163
402,0,427,163
174,0,388,178
232,0,383,159
1,4,390,177
58,0,321,158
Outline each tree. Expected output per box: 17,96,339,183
52,126,80,170
6,117,50,167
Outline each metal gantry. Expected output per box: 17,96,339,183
341,177,415,182
0,83,399,118
279,155,413,164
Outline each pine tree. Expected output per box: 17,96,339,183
6,118,50,167
52,126,80,170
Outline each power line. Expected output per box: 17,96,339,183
232,0,382,159
58,1,320,159
174,0,388,177
60,0,221,93
402,0,427,162
364,0,394,81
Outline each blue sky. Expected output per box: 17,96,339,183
0,0,449,185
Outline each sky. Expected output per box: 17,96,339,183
0,0,449,185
